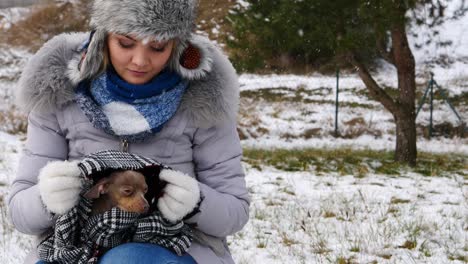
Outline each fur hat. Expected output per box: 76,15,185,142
79,0,207,82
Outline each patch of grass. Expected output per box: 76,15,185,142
417,122,467,139
442,201,460,206
280,187,296,196
242,148,315,172
349,245,360,253
399,240,417,250
375,161,402,176
416,153,467,176
237,109,271,140
265,200,283,207
196,0,236,42
447,92,468,107
339,117,383,139
378,254,392,260
255,235,268,249
390,197,411,204
0,107,27,135
280,233,298,247
448,255,466,262
336,256,356,264
242,147,467,177
323,211,336,218
296,86,330,97
387,206,400,215
341,102,374,109
419,240,432,257
302,128,322,139
254,209,267,221
417,83,468,108
240,88,300,103
357,85,400,101
354,164,368,178
311,239,332,255
240,88,374,108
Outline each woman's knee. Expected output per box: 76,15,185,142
98,243,195,264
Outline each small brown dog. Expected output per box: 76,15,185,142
84,170,150,215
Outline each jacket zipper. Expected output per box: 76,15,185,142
120,139,129,152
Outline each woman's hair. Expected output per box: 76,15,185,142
95,35,109,77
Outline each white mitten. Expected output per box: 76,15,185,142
38,160,83,215
157,169,201,223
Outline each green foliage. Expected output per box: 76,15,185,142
227,0,456,72
227,0,382,71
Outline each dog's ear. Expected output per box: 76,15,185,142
84,177,111,199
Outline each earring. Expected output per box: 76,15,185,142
180,44,201,70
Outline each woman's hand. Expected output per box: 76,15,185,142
38,160,83,215
157,169,201,223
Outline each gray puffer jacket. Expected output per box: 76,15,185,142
7,32,250,264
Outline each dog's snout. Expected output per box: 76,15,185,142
136,194,149,213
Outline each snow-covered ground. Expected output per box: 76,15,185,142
0,132,467,264
0,133,32,264
0,6,30,30
230,165,467,264
237,73,467,154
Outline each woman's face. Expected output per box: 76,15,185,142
107,33,175,85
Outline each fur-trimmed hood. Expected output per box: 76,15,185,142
15,32,239,128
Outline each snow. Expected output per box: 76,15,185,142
0,132,33,264
410,0,468,67
0,7,30,30
229,165,467,264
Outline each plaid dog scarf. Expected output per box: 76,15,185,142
37,150,193,264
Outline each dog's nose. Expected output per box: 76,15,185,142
140,204,149,214
140,199,149,213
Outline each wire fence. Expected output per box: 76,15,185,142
334,70,466,139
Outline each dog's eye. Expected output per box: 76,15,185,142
122,189,133,196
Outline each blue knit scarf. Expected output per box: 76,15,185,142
75,69,187,142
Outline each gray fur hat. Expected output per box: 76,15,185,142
79,0,203,82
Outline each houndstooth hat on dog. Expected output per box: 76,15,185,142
79,0,207,82
77,150,169,181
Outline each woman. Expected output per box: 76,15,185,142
7,0,250,263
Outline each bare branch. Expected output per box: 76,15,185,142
347,53,399,114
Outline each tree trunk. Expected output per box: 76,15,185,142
394,112,417,166
391,23,417,166
348,21,418,166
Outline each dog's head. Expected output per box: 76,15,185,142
85,170,149,214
